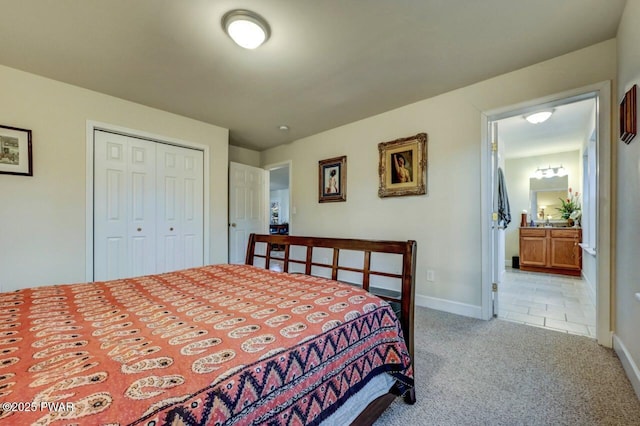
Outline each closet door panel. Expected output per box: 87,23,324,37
127,138,157,278
94,132,129,280
94,132,156,280
156,144,204,273
157,147,181,273
181,149,204,269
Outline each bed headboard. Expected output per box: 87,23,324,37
245,233,417,359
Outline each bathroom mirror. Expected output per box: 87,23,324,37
529,175,568,221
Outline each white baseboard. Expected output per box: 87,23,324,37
415,295,483,319
613,334,640,400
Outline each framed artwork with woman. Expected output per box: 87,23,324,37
378,133,427,197
318,155,347,202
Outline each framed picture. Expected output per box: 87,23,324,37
318,155,347,203
620,84,637,144
0,124,32,176
378,133,427,197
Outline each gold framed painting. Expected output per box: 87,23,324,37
378,133,427,197
0,124,32,176
318,155,347,203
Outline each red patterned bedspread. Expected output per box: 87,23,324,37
0,264,413,425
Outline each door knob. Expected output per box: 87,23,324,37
137,228,142,232
230,223,237,227
170,227,174,231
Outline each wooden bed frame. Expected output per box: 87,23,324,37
245,233,417,422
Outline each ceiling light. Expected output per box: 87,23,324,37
222,10,270,49
524,110,553,124
556,166,567,177
278,125,289,131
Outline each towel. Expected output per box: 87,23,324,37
498,167,511,229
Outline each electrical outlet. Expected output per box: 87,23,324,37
426,269,435,282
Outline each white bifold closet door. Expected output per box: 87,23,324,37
93,130,204,281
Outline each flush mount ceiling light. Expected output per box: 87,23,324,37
524,110,554,124
222,9,270,49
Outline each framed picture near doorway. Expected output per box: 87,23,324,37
318,155,346,203
620,84,637,144
0,124,32,176
378,132,427,197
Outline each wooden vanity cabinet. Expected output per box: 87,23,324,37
519,228,581,276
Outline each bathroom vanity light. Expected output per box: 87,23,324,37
222,10,270,49
532,165,566,179
525,110,554,124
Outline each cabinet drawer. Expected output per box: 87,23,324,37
550,229,581,239
520,228,546,237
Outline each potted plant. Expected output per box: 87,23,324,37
556,188,581,226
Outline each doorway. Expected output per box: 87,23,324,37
481,82,613,347
267,162,291,245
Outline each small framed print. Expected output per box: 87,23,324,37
620,84,637,144
0,124,32,176
378,133,427,197
319,156,346,203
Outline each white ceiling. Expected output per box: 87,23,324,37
0,1,626,151
499,97,596,159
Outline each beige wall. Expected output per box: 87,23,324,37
0,65,229,291
615,1,640,396
229,145,261,167
261,40,616,315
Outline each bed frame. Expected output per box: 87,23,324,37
245,233,417,422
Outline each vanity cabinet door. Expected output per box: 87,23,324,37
519,229,547,267
549,229,582,270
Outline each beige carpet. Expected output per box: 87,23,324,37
376,307,640,425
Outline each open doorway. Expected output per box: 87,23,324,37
268,162,291,248
481,82,613,347
496,96,596,338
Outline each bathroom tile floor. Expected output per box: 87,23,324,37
498,267,596,338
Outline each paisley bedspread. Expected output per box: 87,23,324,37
0,264,413,425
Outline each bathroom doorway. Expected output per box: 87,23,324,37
481,82,612,346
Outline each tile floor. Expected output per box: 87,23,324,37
498,267,596,338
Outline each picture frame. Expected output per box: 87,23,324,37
318,155,347,203
620,84,637,144
378,132,427,198
0,124,33,176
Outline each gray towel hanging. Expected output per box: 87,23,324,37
498,167,511,229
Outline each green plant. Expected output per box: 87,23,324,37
556,187,581,219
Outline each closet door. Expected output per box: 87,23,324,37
156,143,204,273
94,131,156,280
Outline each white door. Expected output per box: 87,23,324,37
228,162,269,264
94,131,157,280
490,121,507,317
94,131,204,280
156,143,204,273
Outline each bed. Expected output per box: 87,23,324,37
0,234,416,425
